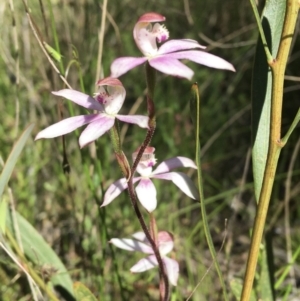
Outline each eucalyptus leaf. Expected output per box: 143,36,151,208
259,245,275,301
252,0,286,201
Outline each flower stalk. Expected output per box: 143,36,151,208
126,62,169,301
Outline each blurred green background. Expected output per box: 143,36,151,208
0,0,300,300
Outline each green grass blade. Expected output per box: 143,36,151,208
0,200,7,233
230,278,256,301
6,210,74,297
0,123,35,199
275,245,300,289
190,83,228,301
74,282,97,301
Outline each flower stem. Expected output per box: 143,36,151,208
127,62,169,301
149,212,158,245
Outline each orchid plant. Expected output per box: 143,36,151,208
35,11,234,301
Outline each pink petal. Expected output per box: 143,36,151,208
110,238,153,254
152,156,197,175
163,257,179,286
157,39,205,55
35,114,100,140
130,255,158,273
136,179,157,212
164,50,235,72
96,77,123,87
116,115,149,128
157,231,173,244
153,172,199,200
136,12,165,23
149,56,194,80
79,115,115,148
102,178,140,207
110,57,147,78
52,89,103,111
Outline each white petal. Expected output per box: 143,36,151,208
110,238,153,254
102,177,141,207
52,89,103,111
164,50,235,72
153,172,199,200
79,115,115,148
110,57,147,78
132,232,147,242
102,178,128,207
130,255,158,273
35,114,99,140
116,115,149,128
136,179,157,212
149,56,194,80
163,257,179,286
158,241,174,256
152,156,197,175
104,85,126,115
157,39,205,55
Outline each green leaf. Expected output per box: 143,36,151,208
0,123,35,199
74,282,98,301
6,210,74,297
259,245,274,301
44,42,63,62
252,0,286,201
275,245,300,289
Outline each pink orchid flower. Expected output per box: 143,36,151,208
110,12,235,80
102,146,199,212
35,78,149,148
110,231,179,286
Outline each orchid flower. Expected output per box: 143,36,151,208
110,231,179,286
103,146,198,212
35,78,149,148
110,12,235,80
